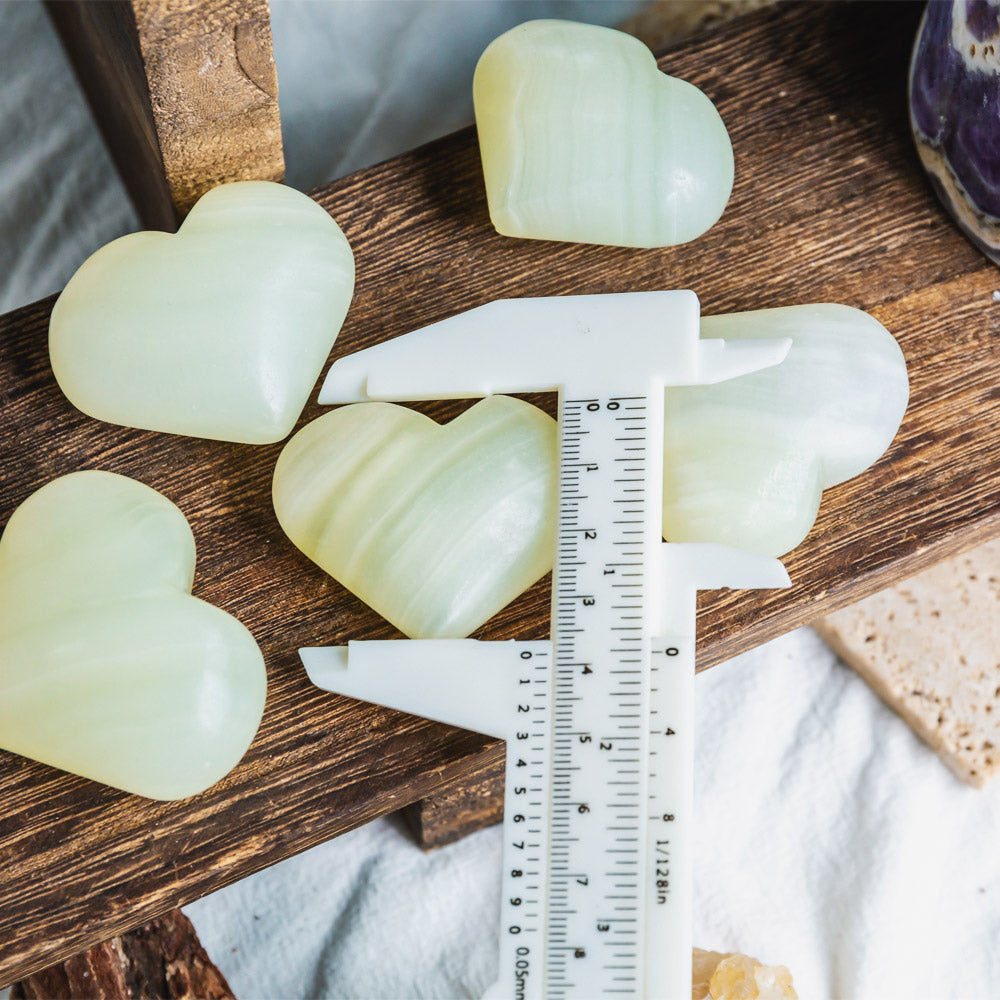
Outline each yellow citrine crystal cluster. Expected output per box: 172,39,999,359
692,948,798,1000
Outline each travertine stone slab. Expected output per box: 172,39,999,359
815,539,1000,787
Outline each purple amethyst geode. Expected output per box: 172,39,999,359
910,0,1000,264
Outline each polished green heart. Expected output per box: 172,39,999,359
474,19,734,247
663,304,909,555
273,395,558,638
49,181,355,444
0,471,266,800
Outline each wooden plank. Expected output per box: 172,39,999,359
401,748,506,851
46,0,283,230
45,1,176,232
1,0,991,983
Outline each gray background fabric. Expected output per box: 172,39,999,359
2,2,999,997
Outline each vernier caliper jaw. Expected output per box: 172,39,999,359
301,543,790,735
655,544,791,637
318,291,790,403
301,639,530,740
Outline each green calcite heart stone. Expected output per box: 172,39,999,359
0,471,266,799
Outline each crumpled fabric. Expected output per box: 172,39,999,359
0,1,137,314
270,0,643,191
2,2,999,998
185,629,1000,1000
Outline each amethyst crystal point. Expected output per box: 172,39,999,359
910,0,1000,264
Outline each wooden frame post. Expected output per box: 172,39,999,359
46,0,284,231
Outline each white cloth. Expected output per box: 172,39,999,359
271,0,641,192
0,1,137,313
2,2,999,998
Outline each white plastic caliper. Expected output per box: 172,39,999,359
301,291,791,1000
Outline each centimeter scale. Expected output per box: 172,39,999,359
302,291,792,999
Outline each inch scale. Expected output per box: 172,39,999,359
302,291,791,999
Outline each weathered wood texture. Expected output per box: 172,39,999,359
45,1,176,232
11,909,233,1000
46,0,283,231
402,746,506,851
1,0,994,984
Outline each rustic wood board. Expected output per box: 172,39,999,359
2,0,996,984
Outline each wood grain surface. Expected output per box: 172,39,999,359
131,0,284,215
2,0,996,984
47,0,283,230
401,746,507,851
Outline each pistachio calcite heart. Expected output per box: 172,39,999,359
663,304,909,556
272,395,557,639
0,471,266,800
473,19,734,247
49,181,355,444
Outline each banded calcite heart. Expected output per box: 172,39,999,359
0,472,266,800
663,304,909,556
49,181,355,444
473,19,734,247
272,395,557,638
